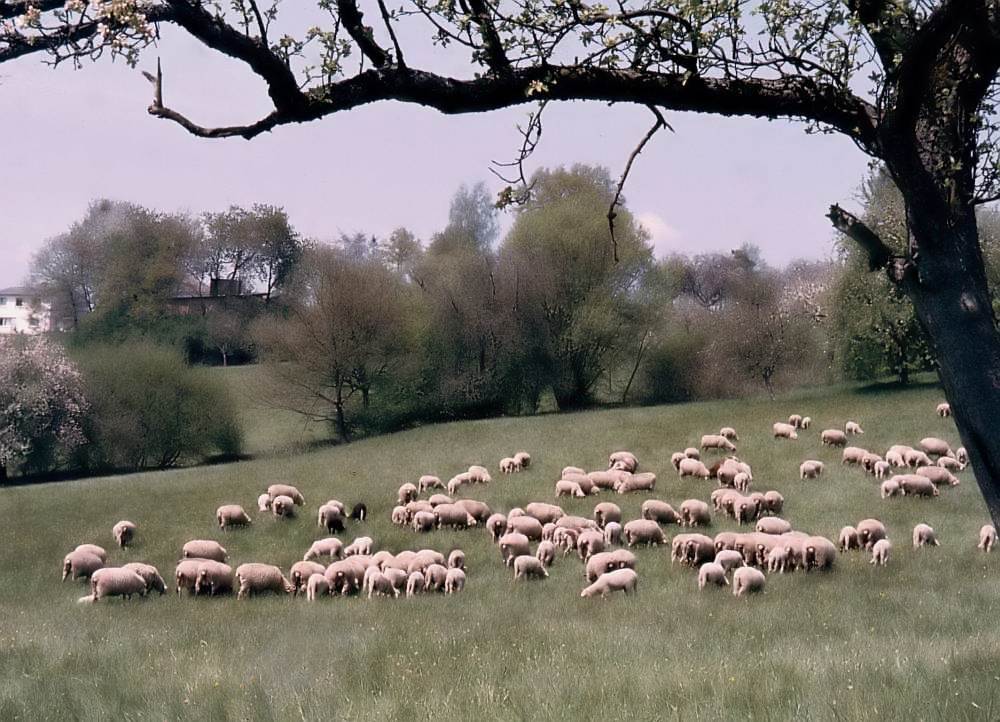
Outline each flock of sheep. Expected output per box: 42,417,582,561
61,402,997,603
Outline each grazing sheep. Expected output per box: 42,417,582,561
536,540,556,567
80,567,147,603
956,447,969,466
500,533,531,567
588,470,630,490
616,472,656,493
486,513,508,543
733,496,762,525
182,540,227,563
845,421,864,435
821,429,847,446
896,474,940,497
577,529,606,560
513,555,549,580
324,559,368,596
62,549,104,581
856,519,887,549
936,402,951,417
870,538,891,566
434,504,477,530
803,537,837,571
919,437,954,458
445,567,466,593
556,479,586,498
397,483,418,506
904,449,933,467
271,495,296,519
194,560,235,597
701,434,737,452
174,560,202,596
801,416,812,429
345,536,374,556
915,466,960,487
508,507,525,519
609,451,639,473
684,447,701,459
513,451,532,469
419,475,444,492
874,461,892,479
585,550,637,582
788,414,803,428
405,571,425,597
306,573,330,600
603,521,623,546
317,504,345,534
720,427,739,441
290,561,326,594
680,499,712,528
555,515,599,532
123,563,166,595
623,519,667,546
391,506,409,526
554,527,579,555
542,522,557,541
73,544,108,563
507,515,544,541
217,505,251,531
937,455,963,472
405,501,434,520
467,465,492,484
766,545,791,573
267,484,304,506
500,457,522,474
773,422,798,440
412,510,436,533
979,524,996,552
842,447,867,466
714,549,744,572
640,500,680,526
912,523,940,548
670,452,686,470
236,563,294,599
562,465,586,477
861,452,883,473
405,550,444,574
447,549,465,570
454,499,492,524
762,491,784,516
383,568,408,595
885,450,907,468
365,569,396,599
838,526,861,551
257,493,271,512
755,517,791,535
580,568,638,598
325,500,347,516
428,494,453,507
447,472,473,495
697,562,728,590
112,520,137,548
593,502,622,528
678,458,711,479
732,567,766,596
733,472,752,493
671,534,716,567
524,502,565,525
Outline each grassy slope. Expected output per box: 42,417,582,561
2,381,999,721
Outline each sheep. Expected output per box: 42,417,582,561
701,434,737,452
937,455,964,472
412,510,436,533
762,491,784,516
80,567,147,603
603,521,623,546
513,555,549,580
720,427,739,441
874,461,892,479
680,499,712,528
885,450,907,467
514,451,532,469
499,457,522,474
896,474,940,497
801,416,812,429
979,524,996,552
391,505,408,526
433,504,477,530
670,452,686,470
446,549,465,570
324,559,368,596
445,567,466,593
803,536,837,571
616,472,656,493
454,499,492,524
714,549,744,572
584,550,637,582
773,422,798,440
838,526,861,551
678,458,711,479
235,563,294,599
405,550,444,573
936,402,951,417
524,502,565,525
733,472,752,493
122,562,166,595
756,517,792,535
697,562,729,590
370,550,394,569
290,561,326,594
467,465,492,484
507,515,544,541
845,421,864,435
956,447,969,466
62,549,104,581
919,437,954,458
684,447,701,459
733,496,762,525
397,483,418,506
447,472,473,495
182,540,227,563
861,452,883,473
536,540,556,567
174,560,203,595
216,505,252,531
317,504,345,534
365,569,396,599
577,529,606,560
788,414,804,428
555,515,599,532
562,465,586,477
271,495,296,519
306,573,330,600
486,513,508,543
641,500,680,526
588,470,630,490
870,538,891,566
554,527,579,555
609,451,639,472
405,571,425,597
499,533,531,567
508,508,525,519
904,449,933,468
912,523,940,548
406,501,434,519
345,536,374,556
915,466,960,487
427,494,452,507
267,484,304,506
418,475,444,492
821,429,847,446
590,502,621,528
842,447,867,466
257,493,271,512
580,568,638,599
108,521,137,550
766,545,792,573
194,560,234,597
671,533,715,567
623,519,666,547
556,479,586,498
856,519,887,549
732,566,766,596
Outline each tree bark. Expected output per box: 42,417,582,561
0,464,7,484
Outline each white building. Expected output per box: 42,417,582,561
0,287,51,335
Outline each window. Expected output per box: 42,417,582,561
15,298,23,307
0,297,6,305
0,318,9,326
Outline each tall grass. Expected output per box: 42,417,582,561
1,381,998,721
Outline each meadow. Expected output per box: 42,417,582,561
2,379,999,721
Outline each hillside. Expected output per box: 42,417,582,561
1,381,998,721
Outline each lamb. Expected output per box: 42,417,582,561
266,484,304,506
580,568,638,598
536,540,556,567
123,562,166,595
513,555,549,580
732,566,766,596
603,521,623,546
720,427,739,441
556,479,586,498
412,510,436,533
609,451,639,472
454,499,492,523
670,452,686,471
802,536,837,571
896,474,940,497
506,515,544,541
801,416,812,429
434,504,477,530
762,491,784,515
235,563,294,599
756,517,792,535
593,501,623,528
616,472,656,493
345,536,374,556
856,519,887,549
467,465,492,484
788,414,804,428
397,483,418,505
821,429,847,446
486,513,508,542
678,458,711,479
936,402,951,417
584,550,637,582
701,434,737,451
271,495,296,518
194,560,234,596
418,475,444,492
428,494,453,507
499,457,522,474
714,549,744,572
915,466,960,487
842,447,867,466
445,567,466,593
306,573,330,600
499,532,532,566
405,571,425,597
257,493,271,512
641,500,680,526
447,472,473,495
979,524,997,552
290,561,326,594
216,505,252,531
937,456,964,472
870,538,891,566
912,523,940,548
838,526,860,551
680,499,712,528
513,451,532,469
447,549,465,570
845,421,864,435
773,422,798,440
874,461,892,479
624,519,667,546
577,529,606,560
525,502,565,525
904,449,933,467
112,520,137,548
62,549,104,581
182,540,227,563
697,562,729,590
80,567,147,603
919,437,954,458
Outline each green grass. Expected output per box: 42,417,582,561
2,381,999,721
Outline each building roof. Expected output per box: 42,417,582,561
0,286,41,296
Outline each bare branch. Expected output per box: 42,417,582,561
335,0,390,69
827,203,901,276
376,0,405,68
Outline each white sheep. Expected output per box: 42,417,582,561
216,505,252,530
615,472,656,493
290,561,326,593
732,566,766,596
773,422,798,440
874,461,892,479
467,465,492,484
266,484,304,506
499,533,531,566
182,539,227,563
624,519,666,546
755,517,791,535
937,456,963,472
562,465,586,477
896,474,940,497
122,562,166,595
979,524,996,552
697,562,728,590
856,519,887,549
870,538,891,566
112,520,137,548
714,549,744,572
447,549,465,570
397,483,418,505
842,447,867,466
236,563,295,599
678,458,711,479
845,421,864,435
670,452,686,470
915,466,960,487
680,499,712,528
801,416,812,429
684,447,701,459
306,573,330,600
513,555,549,580
912,523,940,548
904,449,933,468
62,549,104,581
536,540,556,567
701,434,737,452
919,437,953,458
799,460,824,479
838,526,860,551
257,493,271,512
79,567,147,603
391,506,408,526
956,447,969,466
271,495,296,518
603,521,623,546
486,513,508,543
766,545,791,573
405,571,424,597
499,457,522,474
640,500,679,526
762,491,784,515
411,510,436,533
719,427,739,441
418,475,444,492
788,414,803,428
445,567,466,593
821,429,847,446
513,451,532,468
608,451,639,472
580,568,638,598
194,560,234,596
345,536,374,556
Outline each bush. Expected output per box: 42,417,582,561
74,343,242,471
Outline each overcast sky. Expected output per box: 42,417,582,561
0,20,871,288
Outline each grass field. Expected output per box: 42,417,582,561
2,380,999,721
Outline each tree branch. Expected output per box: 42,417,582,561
462,0,511,75
335,0,390,69
827,203,900,276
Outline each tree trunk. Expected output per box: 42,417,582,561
334,385,350,442
0,464,7,484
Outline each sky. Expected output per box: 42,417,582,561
0,17,872,288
